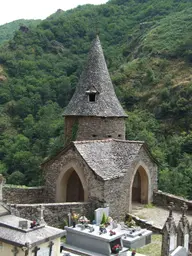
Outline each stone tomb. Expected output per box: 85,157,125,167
62,250,146,256
121,227,152,249
64,225,129,256
170,246,187,256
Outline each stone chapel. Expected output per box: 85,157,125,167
41,36,158,218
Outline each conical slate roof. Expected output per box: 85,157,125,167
64,36,127,117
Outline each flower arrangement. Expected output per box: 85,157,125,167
101,212,108,225
71,212,79,228
131,249,136,256
109,230,116,236
107,216,113,224
78,216,89,225
111,244,121,253
99,224,107,234
71,212,79,221
30,220,39,228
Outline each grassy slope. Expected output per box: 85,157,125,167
113,7,192,130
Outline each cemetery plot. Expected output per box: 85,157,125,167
65,225,128,256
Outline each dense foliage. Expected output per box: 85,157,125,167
0,19,40,45
0,0,191,197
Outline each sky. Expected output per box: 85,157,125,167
0,0,108,26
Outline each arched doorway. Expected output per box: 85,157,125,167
56,166,87,202
66,170,84,202
132,166,149,204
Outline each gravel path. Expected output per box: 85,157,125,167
132,203,192,229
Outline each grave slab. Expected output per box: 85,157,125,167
117,226,152,249
122,230,152,249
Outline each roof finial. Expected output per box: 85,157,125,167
181,202,188,218
168,202,174,219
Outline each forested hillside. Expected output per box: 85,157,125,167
0,0,191,198
0,19,40,45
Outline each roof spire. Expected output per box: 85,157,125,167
64,36,127,117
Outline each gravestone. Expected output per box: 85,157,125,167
170,246,187,256
161,202,177,256
95,207,109,225
177,203,190,252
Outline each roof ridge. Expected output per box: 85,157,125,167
113,139,145,144
74,139,145,144
74,139,114,144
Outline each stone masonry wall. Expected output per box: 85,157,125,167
65,116,126,143
153,190,192,211
12,202,93,227
3,186,45,204
104,177,125,220
43,148,104,204
125,213,162,234
103,146,158,220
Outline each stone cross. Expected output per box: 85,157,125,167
12,246,19,256
177,203,190,252
32,246,40,256
37,205,46,225
161,202,177,256
21,246,28,256
11,204,20,217
49,241,54,256
24,250,29,256
23,242,31,256
181,203,188,218
168,202,175,219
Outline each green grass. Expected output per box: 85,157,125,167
136,234,162,256
144,203,154,209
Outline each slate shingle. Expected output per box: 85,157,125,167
64,36,127,117
74,139,144,180
0,214,65,247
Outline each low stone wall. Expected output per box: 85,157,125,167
153,190,192,211
11,202,93,227
125,213,162,234
3,185,45,204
